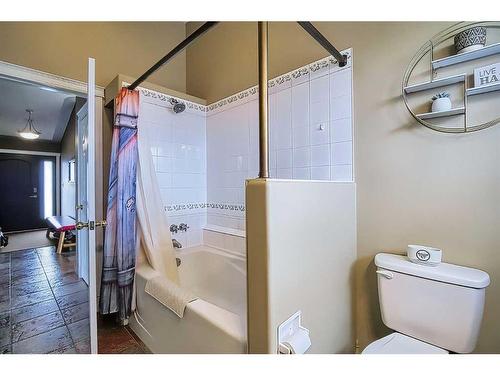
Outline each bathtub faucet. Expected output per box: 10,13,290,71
172,238,182,249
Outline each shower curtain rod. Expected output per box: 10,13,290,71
128,21,219,90
297,22,347,67
128,21,345,91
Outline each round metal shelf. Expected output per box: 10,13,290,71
402,21,500,133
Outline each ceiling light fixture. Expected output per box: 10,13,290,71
18,109,41,140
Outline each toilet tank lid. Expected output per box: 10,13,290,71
375,253,490,289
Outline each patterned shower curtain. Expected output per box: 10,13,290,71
100,87,139,323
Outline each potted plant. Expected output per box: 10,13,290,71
431,92,452,113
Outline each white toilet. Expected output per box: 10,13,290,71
363,253,490,354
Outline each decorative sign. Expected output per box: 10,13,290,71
474,62,500,88
416,250,431,262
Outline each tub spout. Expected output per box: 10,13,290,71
172,239,182,249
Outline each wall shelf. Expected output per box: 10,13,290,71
432,43,500,70
466,82,500,96
416,107,465,120
403,22,500,133
404,74,466,94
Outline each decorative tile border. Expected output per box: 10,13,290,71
122,82,207,115
165,202,245,213
126,48,352,118
206,87,258,112
207,203,246,212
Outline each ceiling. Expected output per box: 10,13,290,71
0,78,76,142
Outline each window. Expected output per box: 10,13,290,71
68,159,76,183
43,160,54,219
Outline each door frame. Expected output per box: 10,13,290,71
0,148,61,218
0,59,104,354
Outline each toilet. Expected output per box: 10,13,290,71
363,253,490,354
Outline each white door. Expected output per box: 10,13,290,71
76,58,99,354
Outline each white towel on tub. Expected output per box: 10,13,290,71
144,275,197,318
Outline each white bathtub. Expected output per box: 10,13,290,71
129,245,247,353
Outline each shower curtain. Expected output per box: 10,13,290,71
100,88,139,323
100,87,179,323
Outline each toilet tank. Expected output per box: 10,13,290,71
375,253,490,353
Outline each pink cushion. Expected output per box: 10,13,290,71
46,216,76,232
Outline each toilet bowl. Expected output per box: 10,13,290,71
363,253,490,354
362,333,448,354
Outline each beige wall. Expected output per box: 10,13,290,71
246,179,356,353
0,22,187,92
187,22,500,353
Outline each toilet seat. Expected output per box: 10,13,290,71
362,333,449,354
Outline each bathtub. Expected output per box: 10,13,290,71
129,245,247,353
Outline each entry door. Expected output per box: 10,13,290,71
0,153,56,232
75,58,100,354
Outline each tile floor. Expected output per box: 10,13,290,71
0,245,150,354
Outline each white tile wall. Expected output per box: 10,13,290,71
139,49,353,236
142,98,207,248
205,56,353,230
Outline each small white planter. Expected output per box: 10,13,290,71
431,97,452,113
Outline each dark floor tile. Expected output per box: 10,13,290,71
125,326,151,353
0,263,10,272
11,298,59,324
45,269,75,282
67,318,90,343
11,250,37,260
36,246,56,255
0,311,10,328
75,338,90,354
11,310,65,343
0,286,9,302
11,272,48,286
11,256,41,269
11,288,53,309
0,326,9,345
0,326,10,347
61,302,89,324
39,257,61,267
11,266,45,280
11,262,41,274
0,253,10,264
53,280,87,298
50,345,77,354
48,272,81,288
12,325,73,354
0,344,11,354
0,300,9,313
118,342,147,354
98,326,137,354
44,263,76,276
56,290,88,310
11,279,50,298
0,274,9,285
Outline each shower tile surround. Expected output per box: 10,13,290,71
135,48,353,237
